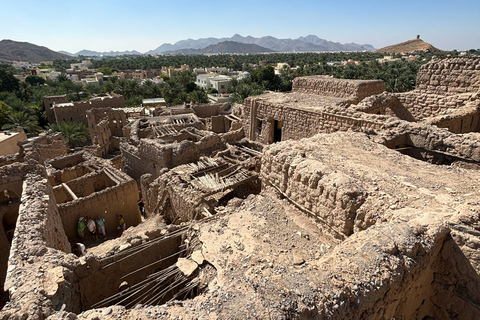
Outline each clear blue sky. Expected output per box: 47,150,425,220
0,0,478,53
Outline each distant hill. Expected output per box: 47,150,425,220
163,41,274,55
72,49,142,57
375,36,441,54
0,39,71,63
147,34,376,54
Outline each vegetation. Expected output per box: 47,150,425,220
0,50,477,137
47,121,90,148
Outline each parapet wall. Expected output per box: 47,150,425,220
292,76,385,103
416,57,480,95
244,95,386,144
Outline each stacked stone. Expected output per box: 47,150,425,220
292,76,385,103
261,139,367,236
416,57,480,95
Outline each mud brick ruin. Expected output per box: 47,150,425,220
1,56,480,319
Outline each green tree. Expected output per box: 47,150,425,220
25,75,46,86
0,101,12,127
47,121,90,148
96,67,113,75
188,90,208,104
2,110,41,134
0,69,20,92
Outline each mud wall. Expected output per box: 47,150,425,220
1,174,76,319
191,102,230,118
244,98,384,144
58,178,140,240
54,95,125,126
46,152,86,170
416,56,480,94
261,143,366,236
77,233,183,310
292,76,385,103
312,220,480,320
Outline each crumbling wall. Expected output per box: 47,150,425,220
23,133,68,164
261,142,367,236
87,107,126,138
426,103,480,133
244,96,385,144
356,57,480,130
191,102,230,118
57,171,140,240
310,219,480,319
1,174,76,319
44,95,69,124
378,120,480,162
53,94,125,126
416,56,480,94
76,231,183,310
292,76,385,103
46,152,86,170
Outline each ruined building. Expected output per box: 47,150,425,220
44,93,125,125
1,56,480,319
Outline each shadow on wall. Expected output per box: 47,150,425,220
0,188,21,309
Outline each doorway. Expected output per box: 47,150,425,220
273,120,283,143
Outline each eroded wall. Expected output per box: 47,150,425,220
57,170,140,240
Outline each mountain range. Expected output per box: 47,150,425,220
147,34,376,54
0,35,377,63
162,41,274,55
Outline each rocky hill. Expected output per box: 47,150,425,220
65,49,142,57
0,39,70,63
148,34,376,54
375,36,441,53
163,41,274,55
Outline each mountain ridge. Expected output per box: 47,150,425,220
146,34,376,54
0,39,70,63
162,41,274,55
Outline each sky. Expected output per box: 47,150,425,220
0,0,479,53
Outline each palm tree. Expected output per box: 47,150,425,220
47,121,90,148
229,83,264,104
71,83,84,101
188,90,208,104
2,110,41,134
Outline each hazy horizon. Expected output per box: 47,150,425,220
1,0,478,53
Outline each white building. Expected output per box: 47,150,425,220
195,74,232,93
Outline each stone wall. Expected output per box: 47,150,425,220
377,120,480,163
77,231,183,310
261,141,367,236
1,174,76,319
53,94,125,126
44,95,68,124
292,76,385,103
57,169,140,240
86,107,126,138
416,56,480,94
121,129,232,182
191,102,230,118
24,133,69,164
244,97,385,144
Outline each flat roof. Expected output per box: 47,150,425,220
142,98,166,104
0,131,20,143
248,92,350,113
